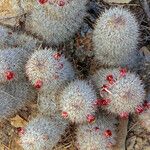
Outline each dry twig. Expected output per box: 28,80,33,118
139,0,150,26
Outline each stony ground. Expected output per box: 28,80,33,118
0,0,149,150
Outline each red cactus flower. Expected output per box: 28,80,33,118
94,127,100,132
17,127,25,136
61,111,68,118
53,53,61,60
58,0,65,6
94,99,111,106
119,112,129,119
38,0,48,4
135,105,144,114
120,68,127,77
34,80,43,89
87,114,95,123
104,129,112,138
143,100,150,109
106,74,115,84
5,71,15,80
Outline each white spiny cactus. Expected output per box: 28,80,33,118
37,88,59,116
0,80,36,120
91,68,146,118
60,80,97,124
93,7,142,69
0,25,39,51
22,0,88,45
26,49,75,91
20,114,68,150
0,48,31,83
76,112,117,150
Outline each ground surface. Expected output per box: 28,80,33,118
0,0,149,150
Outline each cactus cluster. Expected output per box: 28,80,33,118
0,25,38,120
21,0,88,45
76,112,117,150
0,2,148,150
91,68,146,118
20,114,68,150
93,7,142,69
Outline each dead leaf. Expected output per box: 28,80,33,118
0,0,23,26
103,0,131,3
0,0,21,18
140,46,150,56
10,115,27,128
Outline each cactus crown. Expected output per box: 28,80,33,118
76,112,117,150
23,0,88,45
93,7,141,69
60,80,97,124
91,68,146,118
20,115,68,150
26,49,75,91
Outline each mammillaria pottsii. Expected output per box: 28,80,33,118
22,0,88,45
0,80,36,120
0,25,39,52
37,83,66,116
0,25,40,83
26,49,75,91
20,114,68,150
76,112,117,150
91,68,146,118
60,80,97,124
0,48,31,83
93,7,142,69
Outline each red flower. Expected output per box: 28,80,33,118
119,112,129,119
58,0,65,6
53,53,61,60
38,0,48,4
61,111,68,118
135,105,144,114
143,100,150,109
104,130,112,137
17,127,25,136
34,80,43,89
106,74,115,84
5,71,15,81
94,99,111,106
87,114,95,123
94,127,100,132
120,68,127,77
